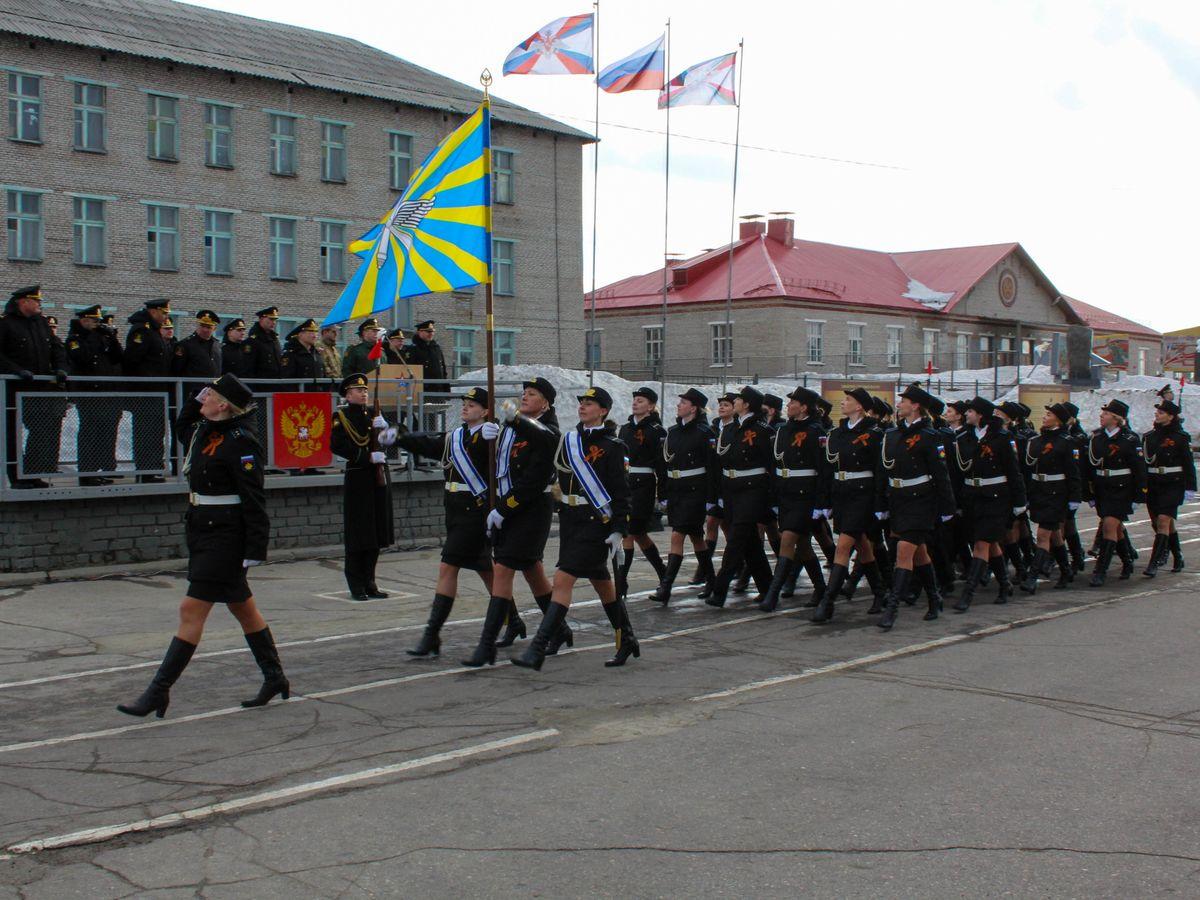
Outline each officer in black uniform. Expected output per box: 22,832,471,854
403,319,449,395
952,396,1027,611
403,387,529,658
0,285,69,488
706,386,775,607
123,298,173,483
170,310,223,394
280,319,324,385
1142,399,1196,576
615,386,668,599
330,373,397,600
1083,398,1147,586
117,373,287,718
512,385,635,671
877,383,956,629
66,304,123,485
759,386,827,612
245,306,282,380
652,388,718,604
221,319,253,378
813,387,886,622
463,377,560,667
1019,402,1083,592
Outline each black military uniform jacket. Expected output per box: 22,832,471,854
495,408,560,520
619,411,667,498
66,320,122,390
878,417,957,520
662,414,717,500
771,415,827,501
398,423,492,514
0,300,68,378
280,339,322,381
1083,426,1147,503
222,340,254,378
817,416,882,510
122,310,170,377
403,335,448,388
952,420,1027,509
1143,421,1197,491
245,323,282,379
715,412,774,523
1025,426,1083,503
553,421,631,536
330,403,395,551
170,333,222,378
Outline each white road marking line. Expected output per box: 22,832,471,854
690,586,1173,702
4,728,559,856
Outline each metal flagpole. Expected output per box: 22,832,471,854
722,39,745,393
588,0,600,387
481,70,497,503
659,19,671,401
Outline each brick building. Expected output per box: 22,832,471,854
586,216,1162,381
1,0,589,371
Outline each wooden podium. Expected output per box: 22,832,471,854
373,364,423,407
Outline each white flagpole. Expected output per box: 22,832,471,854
722,39,744,393
659,20,671,400
588,0,601,387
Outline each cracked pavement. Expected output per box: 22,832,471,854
1,508,1199,897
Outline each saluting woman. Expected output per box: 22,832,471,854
117,374,288,718
1142,398,1196,576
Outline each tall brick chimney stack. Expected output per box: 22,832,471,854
767,217,794,248
738,220,766,240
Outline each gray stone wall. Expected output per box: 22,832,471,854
0,34,584,367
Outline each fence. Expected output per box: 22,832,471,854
0,374,524,501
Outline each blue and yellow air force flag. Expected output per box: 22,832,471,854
322,102,492,325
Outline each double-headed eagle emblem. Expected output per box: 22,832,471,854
279,403,327,459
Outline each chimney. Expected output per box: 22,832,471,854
739,220,766,240
767,217,794,248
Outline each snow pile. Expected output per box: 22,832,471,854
902,278,955,310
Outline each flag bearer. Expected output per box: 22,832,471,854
1142,399,1196,576
1083,399,1147,586
615,386,668,600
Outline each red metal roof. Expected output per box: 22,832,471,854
1058,296,1161,339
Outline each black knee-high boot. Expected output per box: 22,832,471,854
1089,539,1116,587
800,553,827,607
989,555,1011,604
532,592,573,655
615,548,634,600
1004,542,1027,585
915,564,941,620
462,596,509,667
1066,528,1086,572
117,636,197,718
879,567,912,631
811,563,848,624
1051,544,1072,588
1170,532,1185,572
1114,535,1134,580
758,555,795,612
841,561,863,599
954,557,988,612
511,602,568,672
691,540,716,585
601,597,640,667
495,597,527,648
653,553,685,605
863,561,886,612
1143,533,1169,578
641,544,667,581
732,561,752,594
408,593,454,657
1021,548,1051,594
695,547,717,598
241,627,290,708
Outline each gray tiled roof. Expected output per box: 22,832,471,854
0,0,592,140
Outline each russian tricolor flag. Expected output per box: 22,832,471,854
597,35,666,94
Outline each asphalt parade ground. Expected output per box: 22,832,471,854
2,506,1199,898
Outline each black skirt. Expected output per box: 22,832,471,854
832,486,875,536
442,501,492,571
556,514,612,580
963,497,1009,544
1094,481,1136,521
185,506,253,603
667,490,707,534
1028,484,1068,527
889,484,938,535
777,494,817,534
1147,481,1184,519
627,475,657,534
493,492,553,570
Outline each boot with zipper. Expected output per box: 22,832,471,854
116,636,197,718
602,597,641,667
462,595,509,667
241,627,290,708
511,601,568,672
407,593,454,657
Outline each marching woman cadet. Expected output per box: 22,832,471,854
463,377,560,666
996,400,1037,582
615,387,668,600
1084,398,1148,586
330,373,397,601
1142,398,1196,576
651,388,718,605
1061,401,1090,574
705,386,776,608
951,396,1028,611
877,384,957,630
696,392,737,597
400,387,498,657
1019,402,1082,593
811,387,885,623
512,386,634,671
117,374,287,717
759,386,828,612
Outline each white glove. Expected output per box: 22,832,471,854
875,511,889,521
941,514,954,522
811,508,822,520
242,559,262,568
480,421,501,440
605,531,623,563
1186,491,1197,503
717,498,724,508
657,499,668,513
1087,499,1096,508
378,426,398,447
372,415,388,429
706,503,718,513
822,509,833,520
486,508,505,534
1012,506,1026,516
1068,501,1080,511
499,399,518,422
370,451,386,464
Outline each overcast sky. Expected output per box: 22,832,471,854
197,0,1199,331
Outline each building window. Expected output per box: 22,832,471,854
147,94,178,161
493,238,515,296
7,73,41,143
711,322,733,366
72,197,106,266
203,209,234,275
494,329,516,365
319,221,345,283
450,327,475,376
585,330,601,367
269,217,297,280
978,334,993,367
72,82,106,152
6,190,43,261
204,104,234,168
923,329,939,368
955,332,969,370
320,121,347,182
886,325,903,367
270,113,297,175
493,149,515,204
644,325,663,367
146,204,179,271
388,132,412,190
848,324,865,366
807,321,824,364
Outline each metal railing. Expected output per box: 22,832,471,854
0,374,523,501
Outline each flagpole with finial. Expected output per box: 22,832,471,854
721,38,744,393
587,0,600,387
659,16,671,402
481,68,498,504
